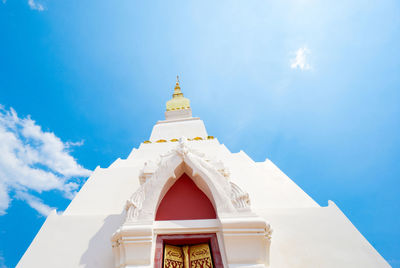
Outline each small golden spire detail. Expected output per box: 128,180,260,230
166,75,191,111
173,74,182,97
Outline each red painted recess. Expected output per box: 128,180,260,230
155,173,217,220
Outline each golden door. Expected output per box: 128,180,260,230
163,245,184,268
163,243,213,268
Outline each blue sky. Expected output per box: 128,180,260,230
1,0,400,267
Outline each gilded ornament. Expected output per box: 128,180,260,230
164,244,184,268
163,243,213,268
166,76,191,111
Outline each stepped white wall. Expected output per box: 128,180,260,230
17,118,390,268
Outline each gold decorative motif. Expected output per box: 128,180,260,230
147,137,212,143
166,76,191,111
164,244,184,268
163,243,213,268
189,244,213,268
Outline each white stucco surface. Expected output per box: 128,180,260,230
259,203,390,268
149,117,208,141
17,205,390,268
17,110,391,268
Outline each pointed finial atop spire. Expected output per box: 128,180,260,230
174,75,182,94
166,75,191,112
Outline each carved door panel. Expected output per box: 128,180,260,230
163,243,213,268
164,245,184,268
188,243,213,268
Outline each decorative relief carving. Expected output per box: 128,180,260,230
139,160,157,185
125,186,144,221
218,168,230,179
265,227,273,241
124,137,251,223
169,137,205,159
230,182,251,209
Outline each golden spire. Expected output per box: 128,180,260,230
173,75,183,97
166,75,191,111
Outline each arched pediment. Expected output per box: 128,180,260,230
113,138,271,268
125,138,251,223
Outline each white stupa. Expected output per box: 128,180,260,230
17,77,390,268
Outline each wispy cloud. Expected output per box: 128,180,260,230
0,106,91,216
28,0,44,11
66,140,84,148
290,46,312,71
15,192,54,216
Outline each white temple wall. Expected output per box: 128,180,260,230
18,203,390,268
16,88,391,268
64,166,142,215
258,202,390,268
149,117,208,141
17,212,124,268
64,139,320,217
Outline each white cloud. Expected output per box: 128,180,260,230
15,192,54,216
0,106,91,216
28,0,44,11
290,46,312,71
66,140,84,148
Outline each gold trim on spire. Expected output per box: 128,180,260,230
166,75,191,111
173,75,183,97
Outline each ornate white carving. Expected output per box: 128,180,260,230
138,160,157,185
265,226,273,241
125,186,144,222
113,138,272,268
124,138,252,223
162,137,205,159
206,159,231,178
219,167,231,179
230,182,251,209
